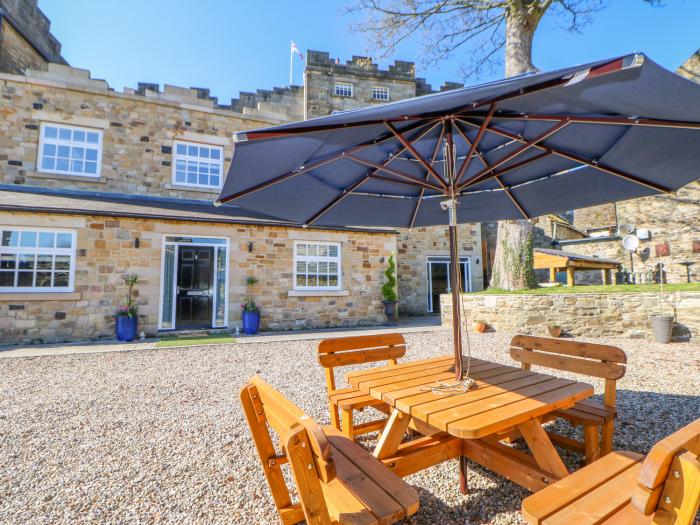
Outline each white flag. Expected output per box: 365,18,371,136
291,41,304,62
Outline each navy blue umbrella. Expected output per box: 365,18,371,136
217,53,700,381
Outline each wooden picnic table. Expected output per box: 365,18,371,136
346,355,594,492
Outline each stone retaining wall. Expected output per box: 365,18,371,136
440,291,700,341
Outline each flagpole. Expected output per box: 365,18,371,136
289,42,293,86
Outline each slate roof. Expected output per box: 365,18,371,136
0,186,395,234
535,247,621,266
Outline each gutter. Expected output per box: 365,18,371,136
0,203,399,235
553,235,620,247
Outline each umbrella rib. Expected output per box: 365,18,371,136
345,154,444,192
454,120,489,168
385,121,448,189
457,119,673,194
410,121,446,229
217,119,435,205
460,119,572,188
465,112,700,130
303,121,441,226
458,151,552,191
454,104,497,185
494,176,530,219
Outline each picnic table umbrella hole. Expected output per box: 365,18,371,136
216,53,700,383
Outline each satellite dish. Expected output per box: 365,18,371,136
623,234,640,252
618,224,635,235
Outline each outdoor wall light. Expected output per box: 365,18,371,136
248,242,253,253
134,238,140,248
476,258,480,265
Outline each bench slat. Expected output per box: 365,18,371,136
541,459,643,525
511,335,627,363
522,451,643,525
318,333,407,354
325,427,419,515
510,347,626,380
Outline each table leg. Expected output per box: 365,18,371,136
373,408,411,460
459,456,469,495
517,419,569,479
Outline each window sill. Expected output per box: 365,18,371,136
288,289,349,297
165,183,220,194
29,171,106,184
0,292,81,301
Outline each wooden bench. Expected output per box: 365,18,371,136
318,334,406,440
522,417,700,524
510,335,627,463
240,375,419,525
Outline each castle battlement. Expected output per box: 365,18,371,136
307,49,416,81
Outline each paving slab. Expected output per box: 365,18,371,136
0,316,442,359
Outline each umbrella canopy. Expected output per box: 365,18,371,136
217,53,700,227
217,53,700,380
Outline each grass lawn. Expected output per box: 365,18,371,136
154,334,237,348
471,283,700,295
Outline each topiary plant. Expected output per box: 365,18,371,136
381,254,398,302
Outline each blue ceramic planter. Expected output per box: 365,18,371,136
242,310,260,335
115,316,138,342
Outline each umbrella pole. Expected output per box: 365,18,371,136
444,120,464,382
449,218,464,381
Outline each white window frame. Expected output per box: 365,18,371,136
334,82,353,98
0,227,77,293
293,241,342,291
37,122,103,178
372,86,390,101
171,140,224,190
426,256,471,313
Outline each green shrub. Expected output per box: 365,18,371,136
381,254,398,302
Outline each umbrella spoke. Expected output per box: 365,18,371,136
385,122,448,189
304,122,442,226
458,119,673,194
458,151,552,191
494,177,530,219
460,119,572,188
217,119,435,205
345,154,445,192
454,104,497,186
410,122,447,229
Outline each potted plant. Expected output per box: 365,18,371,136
547,324,563,338
381,254,398,326
473,320,487,333
114,273,139,342
650,261,673,343
241,276,260,335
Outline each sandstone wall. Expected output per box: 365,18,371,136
0,65,285,201
0,211,396,344
396,224,483,315
0,17,47,74
441,291,700,341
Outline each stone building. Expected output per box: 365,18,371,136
484,51,700,287
0,0,482,344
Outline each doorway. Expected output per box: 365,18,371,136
159,236,229,330
426,256,471,313
176,246,214,329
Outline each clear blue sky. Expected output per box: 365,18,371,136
40,0,698,103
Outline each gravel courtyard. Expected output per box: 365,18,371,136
1,330,699,525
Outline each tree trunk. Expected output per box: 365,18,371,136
489,1,544,290
489,220,538,290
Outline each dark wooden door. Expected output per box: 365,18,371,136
176,246,214,329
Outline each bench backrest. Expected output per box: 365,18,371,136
510,335,626,407
632,418,700,523
318,333,406,391
240,375,335,524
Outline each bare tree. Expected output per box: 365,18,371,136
347,0,661,290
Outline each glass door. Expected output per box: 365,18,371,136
426,256,471,313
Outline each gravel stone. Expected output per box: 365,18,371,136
1,330,698,524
